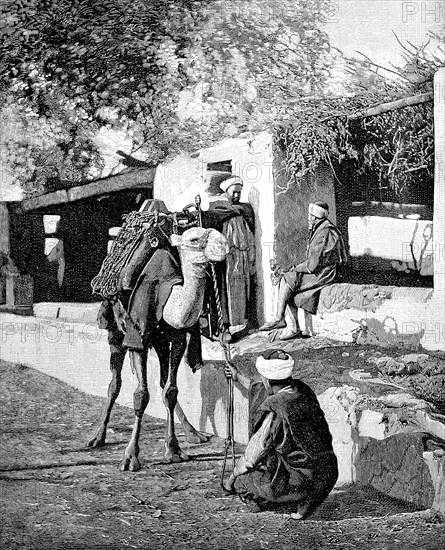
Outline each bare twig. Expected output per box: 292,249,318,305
355,51,410,81
404,165,428,173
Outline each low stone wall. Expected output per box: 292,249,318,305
322,382,445,512
310,283,437,350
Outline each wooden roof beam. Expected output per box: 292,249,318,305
21,168,155,212
348,92,433,120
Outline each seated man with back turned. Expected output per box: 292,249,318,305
259,201,347,340
224,349,338,516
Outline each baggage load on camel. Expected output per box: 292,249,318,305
91,211,163,299
91,209,198,299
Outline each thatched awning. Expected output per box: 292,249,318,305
21,167,155,212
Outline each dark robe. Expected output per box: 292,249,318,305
284,218,347,314
203,200,255,234
202,199,255,327
235,379,338,512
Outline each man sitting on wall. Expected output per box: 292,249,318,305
223,349,338,516
259,202,347,340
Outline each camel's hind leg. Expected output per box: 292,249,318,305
119,349,149,471
155,329,189,462
88,330,126,448
175,402,211,444
153,332,210,450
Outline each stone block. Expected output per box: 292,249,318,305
33,302,61,319
423,451,445,513
358,409,386,439
356,433,436,510
6,274,33,306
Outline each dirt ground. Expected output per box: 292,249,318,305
1,355,445,550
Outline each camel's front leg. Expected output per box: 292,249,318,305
162,330,189,462
88,331,126,448
119,350,149,472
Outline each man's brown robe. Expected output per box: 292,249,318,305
284,218,347,314
203,199,255,326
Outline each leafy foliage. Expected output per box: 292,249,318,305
0,0,334,195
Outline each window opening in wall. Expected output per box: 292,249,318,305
43,214,60,234
206,160,232,195
43,214,65,288
335,165,434,288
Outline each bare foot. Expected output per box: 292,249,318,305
258,318,286,331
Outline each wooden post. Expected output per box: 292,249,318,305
433,69,445,299
0,202,10,255
422,69,445,351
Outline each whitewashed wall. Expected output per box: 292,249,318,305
349,216,434,276
153,132,276,324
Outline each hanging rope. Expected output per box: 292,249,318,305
210,262,236,489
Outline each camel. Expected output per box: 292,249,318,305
88,225,229,471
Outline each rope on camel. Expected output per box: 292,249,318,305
210,262,236,490
91,211,160,298
91,210,197,299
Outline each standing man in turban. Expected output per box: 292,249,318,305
223,349,338,516
259,201,347,340
203,176,255,342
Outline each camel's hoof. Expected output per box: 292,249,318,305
165,447,189,463
185,431,212,444
119,455,142,472
87,434,106,448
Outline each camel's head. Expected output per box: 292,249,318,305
170,227,228,263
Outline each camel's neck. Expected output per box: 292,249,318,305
181,257,207,291
162,254,209,330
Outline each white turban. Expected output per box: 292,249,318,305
309,203,329,219
256,352,294,380
220,176,243,193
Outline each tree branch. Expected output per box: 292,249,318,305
348,92,433,119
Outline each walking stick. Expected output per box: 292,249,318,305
209,262,236,490
194,195,214,341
